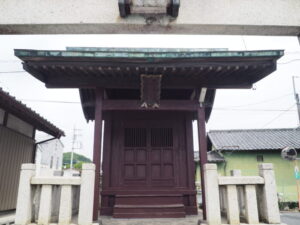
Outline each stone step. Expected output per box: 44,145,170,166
115,194,183,205
113,204,185,218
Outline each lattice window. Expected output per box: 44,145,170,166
150,128,173,147
124,128,147,147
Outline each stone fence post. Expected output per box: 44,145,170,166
78,164,96,225
258,163,280,224
15,164,36,225
204,163,221,225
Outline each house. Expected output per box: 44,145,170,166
35,138,64,171
205,128,300,202
194,150,225,189
0,88,64,212
14,47,283,218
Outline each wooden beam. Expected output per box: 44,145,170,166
197,105,208,220
102,100,198,111
45,82,253,89
92,88,103,221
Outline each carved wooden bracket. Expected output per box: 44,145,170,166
140,74,162,108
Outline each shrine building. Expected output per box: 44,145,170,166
14,47,283,219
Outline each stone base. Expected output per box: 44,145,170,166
99,215,201,225
200,224,287,225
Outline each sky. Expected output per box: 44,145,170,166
0,35,300,160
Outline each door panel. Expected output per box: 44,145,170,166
121,121,177,188
123,127,148,185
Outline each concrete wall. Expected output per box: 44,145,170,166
0,125,35,211
0,0,299,35
195,151,299,202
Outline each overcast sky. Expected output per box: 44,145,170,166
0,35,300,160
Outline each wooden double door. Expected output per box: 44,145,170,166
101,112,198,217
121,120,178,188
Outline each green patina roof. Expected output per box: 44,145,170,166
14,47,284,59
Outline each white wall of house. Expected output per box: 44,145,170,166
36,139,64,170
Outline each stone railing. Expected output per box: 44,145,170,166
15,164,97,225
204,163,282,225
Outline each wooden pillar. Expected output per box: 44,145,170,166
92,88,103,221
197,106,208,220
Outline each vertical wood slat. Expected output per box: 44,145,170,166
58,185,72,225
38,184,52,225
102,115,112,189
245,185,259,224
226,185,240,225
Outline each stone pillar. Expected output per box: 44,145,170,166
58,185,72,225
204,163,221,225
230,170,241,176
231,170,245,217
78,164,96,225
226,185,240,225
15,164,36,225
245,185,259,224
38,184,52,225
258,163,281,224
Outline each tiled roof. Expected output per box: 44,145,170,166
194,151,225,163
0,88,64,138
208,128,300,151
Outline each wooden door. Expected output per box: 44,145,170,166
121,120,178,188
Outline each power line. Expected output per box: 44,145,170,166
214,108,296,112
225,93,293,108
261,104,295,128
19,98,298,112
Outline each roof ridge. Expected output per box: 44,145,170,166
209,127,300,133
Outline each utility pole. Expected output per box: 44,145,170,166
292,76,300,126
70,126,82,169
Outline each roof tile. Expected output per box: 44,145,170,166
208,128,300,151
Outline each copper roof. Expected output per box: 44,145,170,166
0,88,64,138
14,48,284,89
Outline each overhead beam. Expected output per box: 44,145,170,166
102,100,198,111
0,0,299,35
45,82,252,89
